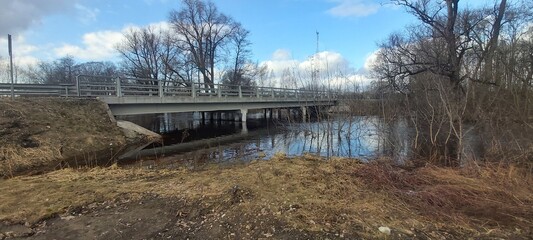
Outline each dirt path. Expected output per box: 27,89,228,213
11,195,341,240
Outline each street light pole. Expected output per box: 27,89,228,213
8,34,14,100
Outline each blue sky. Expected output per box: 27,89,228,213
0,0,489,85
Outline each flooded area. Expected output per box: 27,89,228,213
116,111,485,169
117,111,418,168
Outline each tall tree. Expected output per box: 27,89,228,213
381,0,472,90
221,24,257,86
373,0,533,165
117,27,165,80
169,0,240,88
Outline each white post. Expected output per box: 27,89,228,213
240,108,248,122
76,75,81,97
158,80,163,98
116,77,122,97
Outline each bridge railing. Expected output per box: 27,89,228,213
0,83,77,97
0,75,337,100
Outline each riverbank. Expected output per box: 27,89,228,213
0,98,158,178
0,154,531,239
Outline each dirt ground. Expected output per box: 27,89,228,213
0,98,127,177
0,154,532,239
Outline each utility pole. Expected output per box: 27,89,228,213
314,31,320,87
8,34,14,100
316,31,319,55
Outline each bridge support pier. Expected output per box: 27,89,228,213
301,106,307,122
240,109,248,122
241,121,248,134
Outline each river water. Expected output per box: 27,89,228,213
118,111,482,169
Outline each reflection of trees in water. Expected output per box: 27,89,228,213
124,112,457,167
117,112,200,133
283,116,412,161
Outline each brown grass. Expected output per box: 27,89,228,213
0,155,531,238
0,98,126,177
354,160,533,231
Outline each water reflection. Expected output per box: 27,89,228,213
117,112,422,169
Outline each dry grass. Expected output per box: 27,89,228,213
1,155,531,238
354,160,533,233
0,98,126,177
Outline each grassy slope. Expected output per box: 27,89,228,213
0,98,126,177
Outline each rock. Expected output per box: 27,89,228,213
378,226,391,235
60,216,75,221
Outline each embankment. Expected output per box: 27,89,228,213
0,98,159,178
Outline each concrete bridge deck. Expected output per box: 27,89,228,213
1,75,338,121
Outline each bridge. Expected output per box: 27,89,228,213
1,75,337,122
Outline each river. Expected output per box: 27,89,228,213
117,111,482,169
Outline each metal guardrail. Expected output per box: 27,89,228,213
0,75,337,100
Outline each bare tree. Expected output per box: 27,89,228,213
225,25,251,85
381,0,482,91
76,61,118,77
160,32,196,86
372,0,533,165
23,56,76,84
117,27,165,81
0,56,8,83
169,0,240,88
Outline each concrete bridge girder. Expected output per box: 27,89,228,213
102,96,336,118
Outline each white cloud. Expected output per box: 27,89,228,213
260,49,374,90
0,35,40,66
54,30,124,61
0,0,77,34
299,51,350,73
75,4,100,25
272,49,293,61
0,35,40,83
327,0,380,18
363,50,379,71
53,21,169,61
